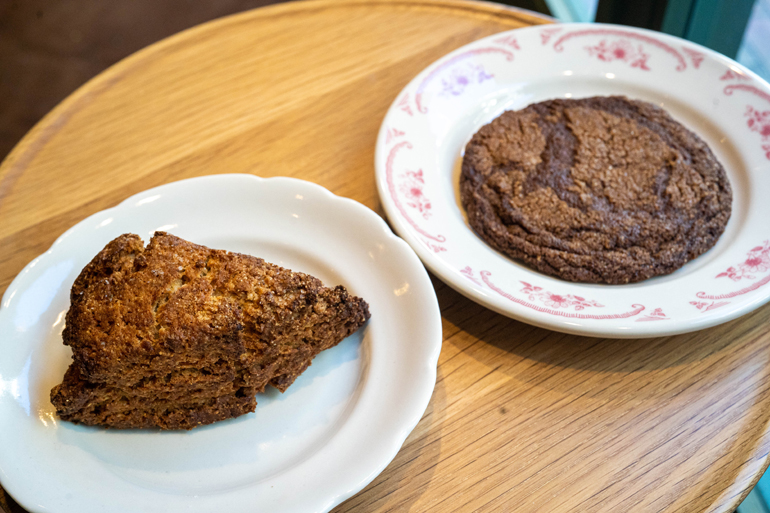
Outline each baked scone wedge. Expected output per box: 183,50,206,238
50,232,370,430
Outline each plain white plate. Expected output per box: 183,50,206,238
375,23,770,338
0,174,442,513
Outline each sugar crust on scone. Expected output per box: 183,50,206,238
50,232,370,429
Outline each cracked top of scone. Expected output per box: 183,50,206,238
62,231,341,381
460,96,732,284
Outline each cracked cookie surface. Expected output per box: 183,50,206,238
460,96,732,284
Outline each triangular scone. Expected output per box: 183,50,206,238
50,232,370,430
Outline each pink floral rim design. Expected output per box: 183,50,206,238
415,48,514,114
745,105,770,160
519,280,604,310
716,240,770,281
722,84,770,160
684,241,770,313
384,139,446,252
379,24,770,334
720,68,750,81
462,267,666,321
584,39,652,71
550,28,690,71
467,240,770,321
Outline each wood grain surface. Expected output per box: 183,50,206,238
1,1,769,512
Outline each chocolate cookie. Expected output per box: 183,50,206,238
460,96,732,284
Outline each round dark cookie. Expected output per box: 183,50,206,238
460,96,732,284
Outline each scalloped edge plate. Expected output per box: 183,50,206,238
0,174,441,513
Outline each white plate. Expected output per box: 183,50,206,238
375,23,770,338
0,175,441,513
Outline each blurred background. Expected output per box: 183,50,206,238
0,0,768,163
0,0,768,512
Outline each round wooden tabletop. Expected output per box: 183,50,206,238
2,1,770,512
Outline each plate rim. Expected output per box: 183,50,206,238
0,173,442,513
375,22,770,338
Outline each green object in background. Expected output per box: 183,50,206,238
543,0,598,22
738,469,770,513
595,0,669,31
591,0,755,59
660,0,695,35
661,0,756,58
739,485,770,513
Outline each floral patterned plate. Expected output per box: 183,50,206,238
375,23,770,338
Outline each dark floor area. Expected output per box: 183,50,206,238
0,0,550,162
0,0,288,161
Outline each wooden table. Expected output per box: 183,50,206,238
2,1,770,511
